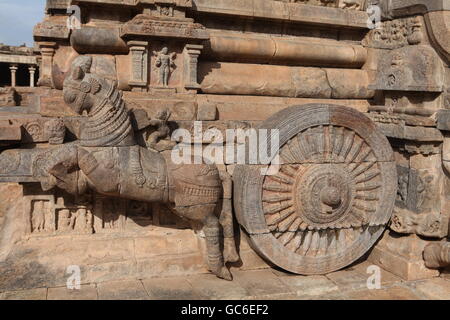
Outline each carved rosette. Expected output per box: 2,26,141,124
234,104,397,275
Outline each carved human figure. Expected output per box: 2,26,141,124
154,47,176,87
32,200,45,232
58,209,72,232
75,207,88,231
39,55,239,280
146,109,176,151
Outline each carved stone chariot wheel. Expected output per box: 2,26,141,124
234,104,397,274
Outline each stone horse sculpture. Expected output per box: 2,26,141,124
38,56,239,280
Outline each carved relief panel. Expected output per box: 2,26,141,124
275,0,365,10
150,42,183,91
365,16,425,49
22,184,188,237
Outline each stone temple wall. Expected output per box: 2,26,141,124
0,0,449,289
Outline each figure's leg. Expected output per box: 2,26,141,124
40,144,79,192
204,213,233,280
173,204,232,280
219,171,240,263
164,67,169,87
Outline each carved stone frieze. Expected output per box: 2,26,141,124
371,45,444,92
390,208,448,238
365,16,424,49
275,0,365,10
120,14,209,40
33,20,70,40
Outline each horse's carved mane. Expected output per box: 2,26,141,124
80,80,134,147
63,55,135,147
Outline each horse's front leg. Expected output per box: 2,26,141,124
40,143,80,193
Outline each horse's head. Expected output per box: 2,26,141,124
63,56,104,115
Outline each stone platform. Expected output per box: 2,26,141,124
1,261,449,300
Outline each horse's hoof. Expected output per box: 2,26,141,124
224,238,240,263
218,267,233,281
224,249,240,264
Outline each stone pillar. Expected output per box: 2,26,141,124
128,41,148,92
184,44,203,92
37,42,56,88
9,64,18,87
28,66,36,88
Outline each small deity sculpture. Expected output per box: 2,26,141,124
154,47,176,87
32,200,45,232
146,109,176,151
58,209,73,232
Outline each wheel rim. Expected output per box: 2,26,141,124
234,104,397,274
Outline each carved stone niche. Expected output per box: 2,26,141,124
121,2,208,93
141,41,203,93
22,184,94,236
21,184,188,237
93,195,127,233
370,45,445,93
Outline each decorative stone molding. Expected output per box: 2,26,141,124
390,209,448,238
275,0,366,10
206,33,367,68
37,42,57,88
192,0,369,28
33,20,70,40
128,41,149,91
183,44,202,91
121,14,209,40
370,45,445,92
71,27,129,54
